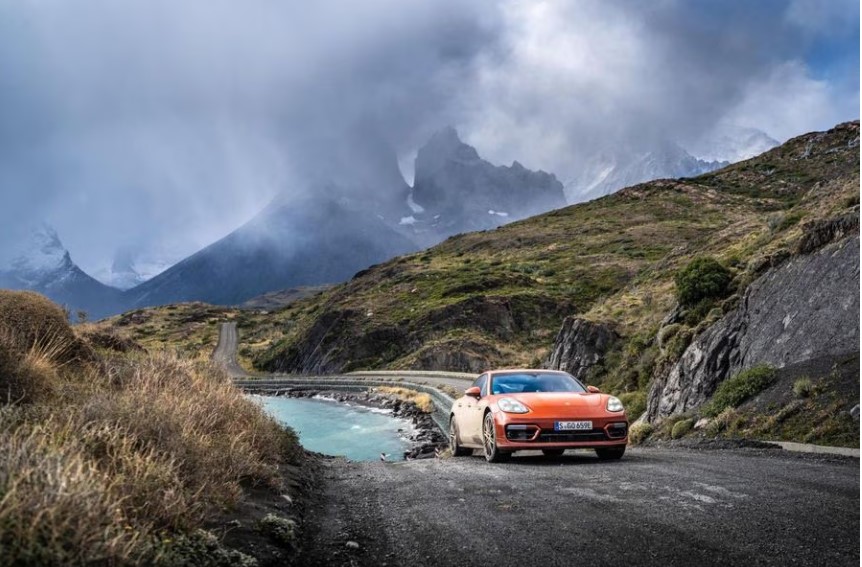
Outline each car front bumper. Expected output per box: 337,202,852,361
494,412,628,449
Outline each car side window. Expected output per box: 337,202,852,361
472,374,488,397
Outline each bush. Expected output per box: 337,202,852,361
705,407,740,436
618,391,647,421
674,257,733,307
628,422,653,445
792,377,814,398
0,291,91,404
671,418,695,439
702,365,777,417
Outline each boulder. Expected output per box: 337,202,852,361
546,317,619,382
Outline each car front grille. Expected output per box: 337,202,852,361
537,430,608,443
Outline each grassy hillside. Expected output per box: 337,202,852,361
0,291,307,565
251,122,859,383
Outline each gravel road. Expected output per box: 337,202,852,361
213,322,247,377
298,447,859,567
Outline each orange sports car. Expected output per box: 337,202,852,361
448,369,628,462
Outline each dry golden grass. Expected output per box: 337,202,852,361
0,292,304,565
375,386,435,413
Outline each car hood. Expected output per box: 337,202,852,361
500,392,606,412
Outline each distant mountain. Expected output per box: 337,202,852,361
407,127,566,244
0,225,123,319
125,196,418,307
125,128,569,310
688,124,779,164
566,140,728,202
566,126,779,203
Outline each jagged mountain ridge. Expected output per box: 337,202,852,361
407,127,567,245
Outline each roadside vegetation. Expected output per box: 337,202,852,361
0,290,306,565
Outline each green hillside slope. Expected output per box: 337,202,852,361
252,122,859,382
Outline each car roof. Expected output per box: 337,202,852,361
485,368,569,376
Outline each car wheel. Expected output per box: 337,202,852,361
595,446,626,460
482,412,510,463
542,449,565,457
449,418,472,457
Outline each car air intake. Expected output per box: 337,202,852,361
606,422,627,439
505,425,538,441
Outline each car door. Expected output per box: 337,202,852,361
461,373,488,445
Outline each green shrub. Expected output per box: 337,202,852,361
671,418,695,439
792,377,814,398
663,327,693,361
674,257,733,307
618,391,647,421
657,324,681,350
628,423,653,445
702,365,777,417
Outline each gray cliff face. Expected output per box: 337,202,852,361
545,317,619,382
410,127,567,243
644,235,860,423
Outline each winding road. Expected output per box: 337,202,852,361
214,323,860,567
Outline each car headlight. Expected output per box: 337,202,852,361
498,398,530,413
607,396,624,412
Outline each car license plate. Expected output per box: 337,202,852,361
555,421,592,431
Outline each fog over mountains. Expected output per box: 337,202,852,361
0,121,785,317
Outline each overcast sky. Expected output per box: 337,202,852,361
0,0,858,274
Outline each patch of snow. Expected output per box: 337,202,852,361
406,192,425,214
399,216,417,225
488,210,509,217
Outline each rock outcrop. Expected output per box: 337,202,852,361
545,317,619,382
644,235,860,422
410,127,567,242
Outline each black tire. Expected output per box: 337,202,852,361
542,449,565,457
595,446,626,460
449,418,472,457
482,412,510,463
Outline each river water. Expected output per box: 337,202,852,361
250,395,414,461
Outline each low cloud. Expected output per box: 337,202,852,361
0,0,856,273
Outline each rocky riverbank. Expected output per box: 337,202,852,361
262,388,448,460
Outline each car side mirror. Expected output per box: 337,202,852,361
465,386,481,398
587,385,601,393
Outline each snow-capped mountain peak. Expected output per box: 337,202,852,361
7,224,73,286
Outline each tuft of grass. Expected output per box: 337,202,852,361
705,407,743,437
671,418,695,439
792,377,814,398
628,422,653,445
701,365,777,417
258,514,298,547
375,386,435,413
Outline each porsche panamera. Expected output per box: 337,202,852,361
449,369,629,462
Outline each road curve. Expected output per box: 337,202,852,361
299,448,859,567
212,322,475,391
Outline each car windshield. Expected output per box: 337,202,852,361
490,372,586,394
